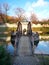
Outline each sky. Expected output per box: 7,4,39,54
0,0,49,20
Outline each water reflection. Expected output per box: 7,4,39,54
7,41,49,55
6,43,15,55
34,41,49,54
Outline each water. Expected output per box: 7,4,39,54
7,41,49,55
6,43,15,55
34,41,49,54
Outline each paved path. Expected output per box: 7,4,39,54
13,36,40,65
13,56,40,65
17,36,32,56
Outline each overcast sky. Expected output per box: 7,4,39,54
0,0,49,20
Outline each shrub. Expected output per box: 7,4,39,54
0,45,12,65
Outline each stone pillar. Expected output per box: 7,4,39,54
17,21,22,36
27,22,32,36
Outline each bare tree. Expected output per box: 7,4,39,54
0,3,9,23
3,3,9,22
15,8,25,22
0,4,5,23
30,13,38,22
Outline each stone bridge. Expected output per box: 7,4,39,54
12,36,40,65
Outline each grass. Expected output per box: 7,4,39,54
0,33,11,37
39,37,49,42
0,26,17,32
32,27,49,32
0,27,8,32
39,33,49,36
37,55,49,65
40,38,49,41
0,34,7,37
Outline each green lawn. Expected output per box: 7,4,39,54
0,27,8,32
0,33,11,37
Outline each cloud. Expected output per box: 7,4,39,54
24,2,33,12
24,0,49,20
36,9,49,20
32,0,49,7
25,0,49,11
